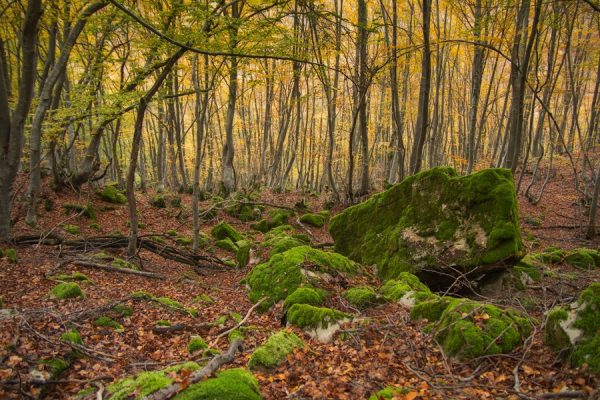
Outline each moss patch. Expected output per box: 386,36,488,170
172,368,261,400
564,248,600,269
248,331,303,370
284,287,327,309
64,204,96,219
329,167,523,288
150,195,166,208
299,213,326,228
247,246,358,311
236,240,252,267
368,386,410,400
62,224,80,235
60,329,83,345
95,316,124,332
188,336,208,353
343,286,381,308
49,272,90,282
380,272,430,302
5,248,16,263
97,185,126,204
216,237,239,253
286,304,349,330
51,282,84,299
108,362,200,400
211,222,243,242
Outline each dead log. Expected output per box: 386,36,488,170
141,338,243,400
73,260,164,279
12,233,228,268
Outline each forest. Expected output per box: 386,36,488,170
0,0,599,398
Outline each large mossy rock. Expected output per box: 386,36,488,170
246,246,358,311
544,283,600,373
329,167,524,287
248,331,303,371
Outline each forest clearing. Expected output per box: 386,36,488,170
1,0,599,399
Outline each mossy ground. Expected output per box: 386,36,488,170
211,221,243,242
97,185,126,204
248,331,303,370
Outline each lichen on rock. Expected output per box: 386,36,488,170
329,167,524,288
246,245,357,310
248,330,303,370
544,282,600,373
286,304,350,342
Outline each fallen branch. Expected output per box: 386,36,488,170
538,391,589,399
209,297,266,347
12,233,228,268
142,338,244,400
73,260,164,279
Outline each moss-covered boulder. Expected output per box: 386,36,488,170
172,368,261,400
262,227,310,257
329,167,524,288
284,287,327,309
108,362,200,400
248,331,303,371
299,213,326,228
236,240,252,267
50,282,84,299
250,210,294,233
216,237,238,253
247,246,358,310
63,203,96,219
544,283,600,373
97,185,126,204
211,222,243,242
380,272,432,307
343,286,382,308
433,299,532,359
286,304,350,343
150,195,166,208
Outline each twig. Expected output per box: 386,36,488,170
209,297,266,347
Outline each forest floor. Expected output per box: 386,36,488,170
1,157,599,400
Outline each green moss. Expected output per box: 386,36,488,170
49,272,90,282
368,386,410,400
111,258,139,270
64,204,96,219
63,224,80,234
211,222,243,242
236,240,252,267
90,223,100,230
247,246,358,311
251,211,293,233
572,336,600,373
97,185,126,204
51,282,84,299
264,225,294,238
216,237,239,253
155,320,171,327
330,167,523,286
175,236,193,245
343,286,381,308
150,195,166,208
112,304,133,317
539,247,565,264
380,272,430,301
130,290,153,300
193,294,215,304
248,331,303,370
264,235,306,256
228,329,244,342
38,358,69,380
166,229,178,237
410,295,451,322
95,316,124,332
544,307,570,352
172,368,261,400
286,304,350,329
6,248,16,263
434,299,532,359
250,219,270,233
284,287,327,309
169,195,182,208
564,248,599,269
188,336,208,353
299,213,326,228
60,329,83,345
